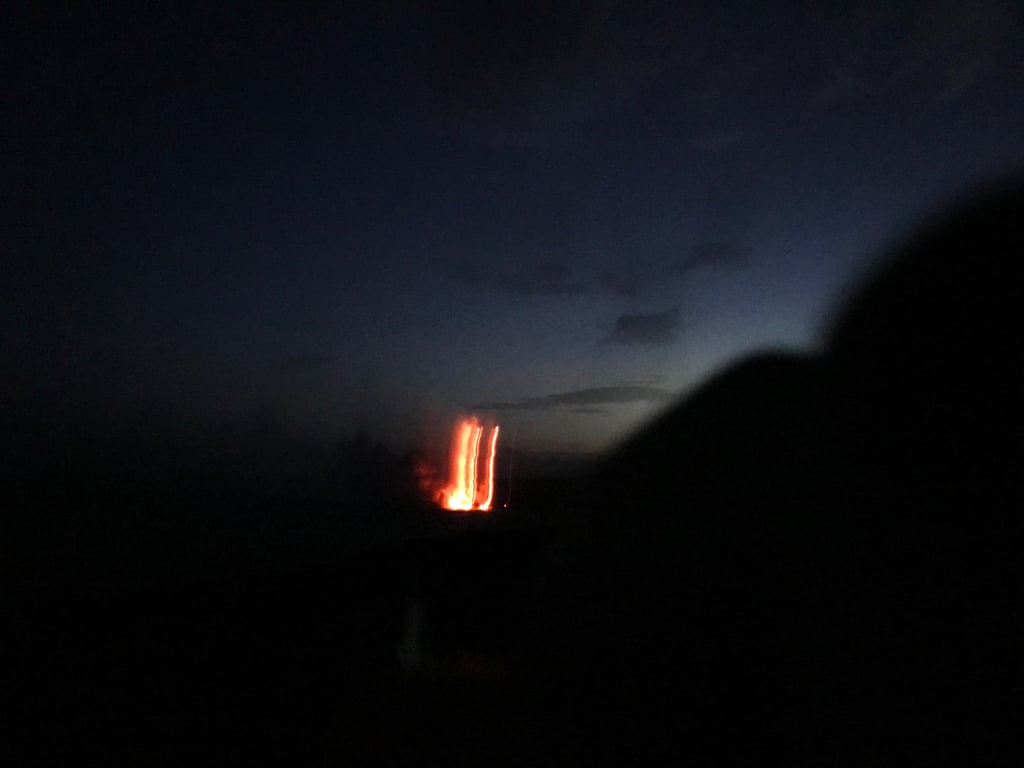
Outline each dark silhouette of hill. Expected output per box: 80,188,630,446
521,176,1023,765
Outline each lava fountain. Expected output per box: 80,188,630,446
438,417,500,512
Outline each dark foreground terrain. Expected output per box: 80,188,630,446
4,488,569,765
5,178,1023,765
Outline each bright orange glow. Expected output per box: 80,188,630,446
468,424,483,500
438,417,500,512
480,425,499,510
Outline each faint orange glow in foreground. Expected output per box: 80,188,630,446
438,417,500,512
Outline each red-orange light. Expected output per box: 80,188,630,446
438,417,500,512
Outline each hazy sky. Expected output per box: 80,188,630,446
6,1,1023,460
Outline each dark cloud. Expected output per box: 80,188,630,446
602,308,681,346
424,2,601,145
693,127,746,153
596,271,638,299
671,240,751,277
476,385,673,412
813,67,871,106
895,0,1015,99
494,262,636,298
809,1,1019,108
284,353,340,370
422,2,693,147
500,262,589,296
433,2,585,100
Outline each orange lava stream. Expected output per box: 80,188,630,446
440,417,500,512
480,425,500,510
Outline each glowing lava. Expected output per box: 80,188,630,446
439,417,500,512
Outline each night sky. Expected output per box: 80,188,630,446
6,2,1023,471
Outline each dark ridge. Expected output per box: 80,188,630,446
523,176,1024,765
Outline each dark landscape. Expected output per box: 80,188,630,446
7,178,1023,764
5,3,1022,764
